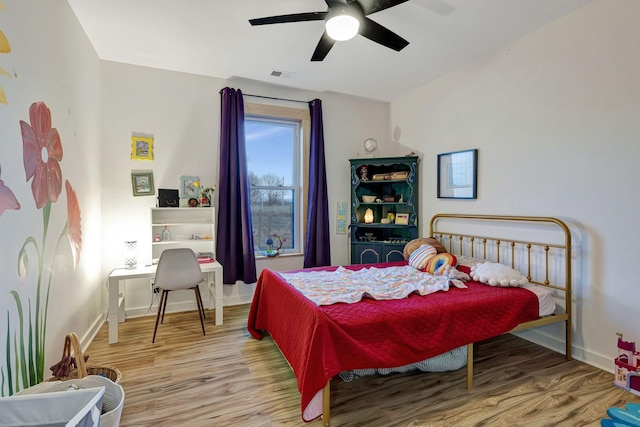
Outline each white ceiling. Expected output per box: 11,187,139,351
66,0,593,102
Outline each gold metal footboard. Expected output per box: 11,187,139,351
430,214,573,392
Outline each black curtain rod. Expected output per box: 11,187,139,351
218,89,309,104
244,93,309,104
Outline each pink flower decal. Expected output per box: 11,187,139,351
65,180,82,266
20,102,63,209
0,177,20,218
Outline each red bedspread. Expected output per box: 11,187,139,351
247,262,539,422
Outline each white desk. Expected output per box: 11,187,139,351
107,261,223,344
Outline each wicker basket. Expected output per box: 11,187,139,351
46,332,122,384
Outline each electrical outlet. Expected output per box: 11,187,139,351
150,279,159,293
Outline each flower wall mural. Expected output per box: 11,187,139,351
1,101,82,395
0,2,12,105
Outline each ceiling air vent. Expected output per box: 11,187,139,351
269,69,296,79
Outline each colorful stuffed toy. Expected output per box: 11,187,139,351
424,253,469,288
425,253,457,274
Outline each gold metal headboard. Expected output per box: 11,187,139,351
429,214,572,339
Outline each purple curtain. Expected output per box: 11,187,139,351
303,99,331,268
216,87,257,284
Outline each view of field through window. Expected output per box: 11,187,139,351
245,118,298,253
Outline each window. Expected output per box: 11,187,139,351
244,103,309,255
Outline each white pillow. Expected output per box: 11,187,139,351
470,262,528,287
408,244,437,270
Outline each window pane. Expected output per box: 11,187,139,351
245,115,301,255
245,120,295,186
250,188,295,251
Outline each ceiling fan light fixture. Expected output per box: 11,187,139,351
326,12,360,41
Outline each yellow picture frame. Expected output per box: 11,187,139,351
131,134,154,161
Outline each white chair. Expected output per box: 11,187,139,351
152,248,206,343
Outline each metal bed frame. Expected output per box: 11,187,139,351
318,214,573,426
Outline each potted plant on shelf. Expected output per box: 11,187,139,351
199,185,216,207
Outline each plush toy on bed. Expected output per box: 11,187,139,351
403,237,447,260
425,253,470,288
470,262,528,287
404,240,470,288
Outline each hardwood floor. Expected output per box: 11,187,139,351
86,304,640,426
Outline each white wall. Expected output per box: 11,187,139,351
0,0,102,395
390,0,640,370
100,69,391,312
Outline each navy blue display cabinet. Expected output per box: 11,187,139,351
349,156,419,264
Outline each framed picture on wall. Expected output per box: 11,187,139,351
437,149,478,199
131,134,154,161
180,175,199,199
131,171,155,196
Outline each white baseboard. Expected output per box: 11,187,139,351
120,293,255,320
513,329,614,373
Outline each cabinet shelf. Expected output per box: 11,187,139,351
357,179,408,185
354,223,414,228
357,202,408,206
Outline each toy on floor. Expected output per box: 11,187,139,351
601,402,640,426
615,333,640,396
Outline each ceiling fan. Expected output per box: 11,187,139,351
249,0,412,62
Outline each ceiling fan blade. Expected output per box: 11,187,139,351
358,0,409,15
325,0,349,7
359,17,409,51
249,12,327,26
311,32,336,62
412,0,455,16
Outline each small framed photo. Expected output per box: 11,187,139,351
180,175,199,199
131,171,155,196
131,134,154,161
437,149,478,199
395,213,409,225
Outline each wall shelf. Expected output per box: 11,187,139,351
150,207,215,262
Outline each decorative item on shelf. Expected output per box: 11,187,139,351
373,171,409,181
188,197,198,207
364,208,374,224
383,195,395,202
380,218,390,224
360,165,368,181
180,175,199,199
154,233,161,242
361,195,376,203
265,238,276,257
199,184,216,207
387,212,395,222
363,138,378,158
265,234,286,256
395,213,409,225
162,226,170,241
157,188,179,207
123,240,138,269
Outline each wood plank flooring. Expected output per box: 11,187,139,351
86,304,640,426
